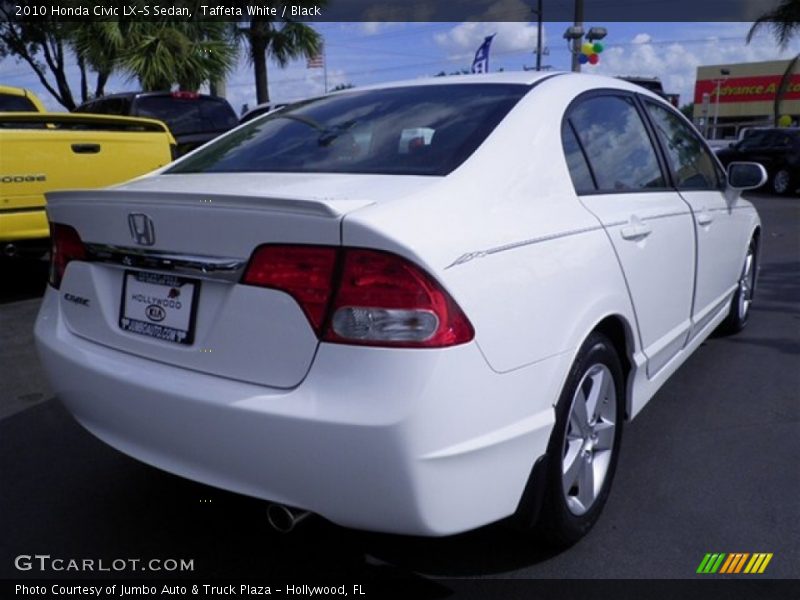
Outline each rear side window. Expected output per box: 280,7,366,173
167,84,529,176
135,96,238,135
0,94,37,112
561,122,595,192
567,95,666,192
645,101,723,190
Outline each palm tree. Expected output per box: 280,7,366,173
70,22,124,99
239,14,324,104
73,21,238,94
118,22,239,92
747,0,800,125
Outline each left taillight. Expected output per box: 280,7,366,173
241,244,474,348
48,223,86,289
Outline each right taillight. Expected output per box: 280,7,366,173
241,245,474,348
324,249,474,347
241,245,339,335
48,223,86,289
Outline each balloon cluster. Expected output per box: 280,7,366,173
579,42,604,65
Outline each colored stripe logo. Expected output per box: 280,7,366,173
697,553,773,574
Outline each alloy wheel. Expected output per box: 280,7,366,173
561,363,617,516
737,244,756,321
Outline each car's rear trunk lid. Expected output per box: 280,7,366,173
45,173,430,388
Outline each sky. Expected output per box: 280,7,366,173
2,21,800,115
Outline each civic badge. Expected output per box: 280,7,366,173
128,213,155,246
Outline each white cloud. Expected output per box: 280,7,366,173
632,33,652,45
594,33,800,107
434,22,542,59
358,22,402,36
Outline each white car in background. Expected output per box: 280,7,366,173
35,73,766,546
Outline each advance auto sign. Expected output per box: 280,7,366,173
694,74,800,104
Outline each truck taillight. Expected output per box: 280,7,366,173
241,246,474,348
48,223,86,289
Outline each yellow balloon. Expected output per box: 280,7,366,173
778,115,792,127
582,42,594,55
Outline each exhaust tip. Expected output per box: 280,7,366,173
266,503,311,534
3,243,17,258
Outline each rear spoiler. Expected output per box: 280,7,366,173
0,112,176,142
46,189,374,219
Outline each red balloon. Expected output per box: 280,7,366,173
588,53,600,65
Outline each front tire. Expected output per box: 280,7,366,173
534,332,625,548
720,237,757,335
772,169,792,195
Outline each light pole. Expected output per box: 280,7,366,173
564,26,607,73
711,68,731,139
532,0,544,71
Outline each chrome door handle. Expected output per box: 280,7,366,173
620,220,652,241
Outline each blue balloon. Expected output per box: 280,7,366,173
579,53,589,64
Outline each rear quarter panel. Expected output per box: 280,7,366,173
342,75,640,376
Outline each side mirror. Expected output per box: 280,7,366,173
727,162,767,191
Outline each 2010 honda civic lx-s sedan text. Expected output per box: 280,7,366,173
35,73,766,546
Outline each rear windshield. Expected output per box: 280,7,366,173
167,84,529,177
135,96,238,136
0,94,37,112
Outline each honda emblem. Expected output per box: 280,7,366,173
128,213,155,246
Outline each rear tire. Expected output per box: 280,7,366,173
720,237,757,335
533,332,625,549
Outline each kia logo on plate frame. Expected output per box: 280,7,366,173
128,213,155,246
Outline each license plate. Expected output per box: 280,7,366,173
119,271,199,345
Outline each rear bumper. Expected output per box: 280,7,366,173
35,287,568,536
0,208,48,243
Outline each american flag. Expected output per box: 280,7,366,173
307,51,324,69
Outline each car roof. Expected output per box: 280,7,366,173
348,71,560,93
83,92,227,102
331,72,669,103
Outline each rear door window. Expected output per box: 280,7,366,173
566,94,666,192
561,122,596,192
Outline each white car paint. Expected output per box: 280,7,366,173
35,72,761,536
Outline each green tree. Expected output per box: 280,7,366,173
0,7,85,109
679,102,695,121
1,6,239,108
747,0,800,125
238,8,325,104
70,22,124,100
114,21,238,92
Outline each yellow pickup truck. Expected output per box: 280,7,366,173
0,86,175,257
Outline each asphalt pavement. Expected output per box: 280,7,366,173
1,193,798,591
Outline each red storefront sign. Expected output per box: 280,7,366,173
694,74,800,104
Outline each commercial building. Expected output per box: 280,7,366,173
693,59,799,139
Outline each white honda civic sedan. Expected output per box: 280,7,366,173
35,72,765,545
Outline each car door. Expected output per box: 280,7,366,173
563,92,696,377
642,99,747,338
